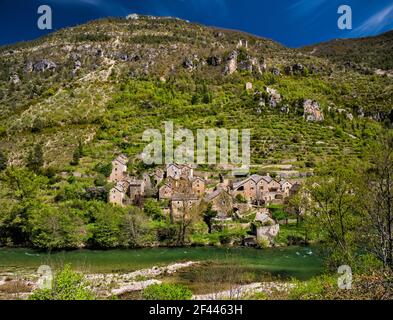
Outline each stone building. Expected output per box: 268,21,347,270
109,183,126,206
205,188,233,217
170,194,200,220
166,164,193,180
232,174,292,205
109,154,128,183
191,177,206,197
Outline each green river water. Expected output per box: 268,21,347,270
0,246,324,280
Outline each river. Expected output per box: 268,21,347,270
0,246,324,281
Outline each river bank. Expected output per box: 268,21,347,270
0,246,324,300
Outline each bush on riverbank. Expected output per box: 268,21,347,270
29,264,95,300
286,270,393,300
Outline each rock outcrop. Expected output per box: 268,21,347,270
254,211,280,245
207,55,222,66
31,59,57,72
271,67,281,76
224,50,238,75
285,63,307,76
266,87,282,107
9,74,20,84
303,99,324,122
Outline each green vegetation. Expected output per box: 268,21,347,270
27,144,44,173
142,283,192,300
0,15,392,300
29,264,95,300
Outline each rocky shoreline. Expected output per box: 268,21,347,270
85,261,198,297
0,260,295,300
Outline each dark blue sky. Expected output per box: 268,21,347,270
1,0,393,47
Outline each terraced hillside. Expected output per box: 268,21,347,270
0,15,391,174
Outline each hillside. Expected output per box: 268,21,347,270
301,30,393,71
0,15,391,172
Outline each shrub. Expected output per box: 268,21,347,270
288,275,336,300
94,162,112,177
144,199,164,220
29,264,94,300
142,283,192,300
27,144,44,173
235,194,247,203
257,238,270,249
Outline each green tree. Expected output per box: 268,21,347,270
70,140,84,166
29,264,95,300
359,132,393,270
94,162,112,177
29,204,86,250
203,203,218,234
31,118,44,133
306,165,362,267
144,199,164,220
27,143,44,173
88,203,121,248
0,168,48,245
119,207,148,247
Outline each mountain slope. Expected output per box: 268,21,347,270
0,16,391,171
301,30,393,71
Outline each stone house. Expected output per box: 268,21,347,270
280,180,293,197
127,179,145,203
159,182,174,200
109,183,126,206
205,188,233,217
142,173,152,192
166,164,193,180
232,174,292,205
191,177,206,197
170,194,200,220
109,154,128,183
152,168,164,186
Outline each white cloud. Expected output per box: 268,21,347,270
353,3,393,36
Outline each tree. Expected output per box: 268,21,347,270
169,179,200,245
306,165,362,267
144,199,164,220
31,118,44,133
88,202,121,248
0,150,7,171
29,264,94,300
119,207,148,247
203,203,218,234
27,143,44,173
70,140,84,166
29,204,86,250
360,132,393,270
94,162,112,177
0,168,48,246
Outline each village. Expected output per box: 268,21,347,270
108,155,302,246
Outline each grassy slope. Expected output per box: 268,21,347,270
0,17,391,172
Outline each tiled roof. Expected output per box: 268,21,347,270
205,188,224,201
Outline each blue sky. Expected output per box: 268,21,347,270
1,0,393,47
